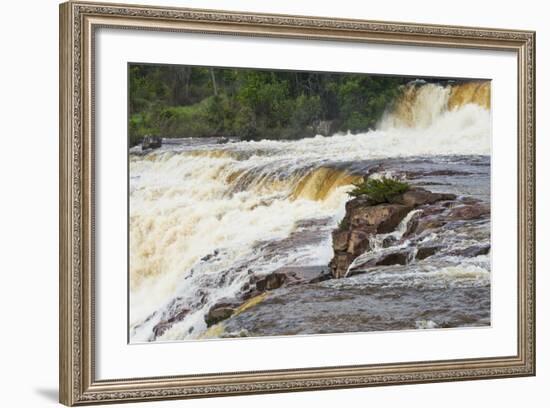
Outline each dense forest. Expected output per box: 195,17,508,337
129,64,408,146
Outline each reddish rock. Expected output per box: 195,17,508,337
347,229,371,255
332,229,350,251
330,253,355,279
330,202,411,278
328,187,480,279
350,204,411,233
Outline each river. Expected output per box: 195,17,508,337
129,81,491,342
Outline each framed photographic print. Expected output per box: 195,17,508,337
59,1,536,405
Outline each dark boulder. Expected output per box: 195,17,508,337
256,272,286,291
152,308,190,338
452,244,491,257
375,251,410,266
205,305,236,327
415,246,440,260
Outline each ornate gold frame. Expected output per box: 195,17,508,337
59,1,536,405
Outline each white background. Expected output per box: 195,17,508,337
0,0,546,407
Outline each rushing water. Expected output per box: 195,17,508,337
129,81,491,342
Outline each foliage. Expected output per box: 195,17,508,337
128,64,407,145
337,75,403,131
348,177,410,203
338,217,349,230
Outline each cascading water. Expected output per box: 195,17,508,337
129,80,492,342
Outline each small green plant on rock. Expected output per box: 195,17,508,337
338,217,349,230
349,177,409,204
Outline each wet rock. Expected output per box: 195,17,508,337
416,246,440,260
332,229,350,251
419,205,448,217
375,251,409,266
404,169,473,178
331,200,411,278
448,203,490,220
381,235,399,247
152,322,172,338
402,211,422,237
390,189,456,207
272,266,330,285
414,219,446,235
241,288,262,301
452,244,491,257
256,272,286,291
308,271,333,283
347,229,372,255
329,187,463,279
330,253,356,279
205,303,238,327
152,308,190,338
345,268,368,278
458,196,482,204
200,249,219,262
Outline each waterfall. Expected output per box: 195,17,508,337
380,81,491,129
129,80,491,342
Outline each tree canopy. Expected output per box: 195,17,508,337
129,64,407,146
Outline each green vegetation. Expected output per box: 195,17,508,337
338,217,350,230
129,64,407,146
349,177,410,204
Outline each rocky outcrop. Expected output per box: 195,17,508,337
375,251,410,266
205,299,241,327
329,188,457,278
204,265,330,327
256,272,287,291
415,246,441,260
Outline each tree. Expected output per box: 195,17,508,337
128,64,407,144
